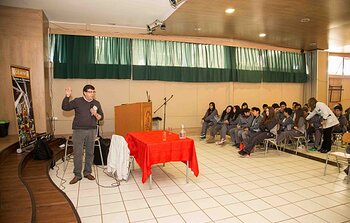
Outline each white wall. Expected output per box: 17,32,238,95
52,79,304,135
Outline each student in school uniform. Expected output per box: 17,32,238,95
306,108,323,152
278,101,287,124
219,105,241,144
238,107,279,157
241,107,263,147
261,104,268,117
306,98,339,153
332,105,348,134
279,108,294,133
207,105,234,144
276,107,306,145
229,108,253,147
200,102,218,139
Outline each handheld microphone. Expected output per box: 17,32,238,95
90,104,98,116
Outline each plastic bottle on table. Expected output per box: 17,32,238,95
179,124,186,139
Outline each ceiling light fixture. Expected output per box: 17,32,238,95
225,8,235,14
147,19,165,34
300,18,310,23
259,33,266,38
169,0,186,8
194,27,201,31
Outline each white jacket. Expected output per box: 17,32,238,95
306,102,339,129
107,135,130,180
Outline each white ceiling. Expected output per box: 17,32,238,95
1,0,176,31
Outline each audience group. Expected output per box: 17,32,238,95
200,98,350,159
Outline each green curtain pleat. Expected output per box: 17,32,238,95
52,34,131,79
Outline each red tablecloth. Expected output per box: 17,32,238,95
125,131,199,183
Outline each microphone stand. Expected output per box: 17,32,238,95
154,95,174,130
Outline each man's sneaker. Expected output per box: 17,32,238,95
200,135,206,139
308,147,318,152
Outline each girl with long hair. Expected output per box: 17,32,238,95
276,107,306,145
200,102,218,139
206,105,234,144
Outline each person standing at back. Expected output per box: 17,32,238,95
306,97,338,153
62,85,104,184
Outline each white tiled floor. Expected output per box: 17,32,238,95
49,136,350,223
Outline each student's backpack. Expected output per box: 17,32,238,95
93,137,111,165
33,137,55,169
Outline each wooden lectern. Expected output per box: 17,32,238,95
114,102,152,137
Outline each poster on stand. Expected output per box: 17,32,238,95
11,65,36,149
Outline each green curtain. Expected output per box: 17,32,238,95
234,47,263,83
262,50,306,83
51,34,306,83
52,34,131,79
132,39,236,82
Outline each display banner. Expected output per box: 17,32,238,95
11,66,36,149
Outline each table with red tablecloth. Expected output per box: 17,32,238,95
125,131,199,184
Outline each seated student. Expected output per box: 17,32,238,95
345,107,350,131
241,107,262,147
261,103,268,117
200,102,218,139
278,101,287,123
238,107,279,157
229,108,253,147
272,103,281,125
219,105,241,144
279,108,294,133
240,102,248,115
207,105,234,144
332,105,347,134
291,102,301,120
276,107,306,145
306,111,323,152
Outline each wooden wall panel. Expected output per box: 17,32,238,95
0,6,49,135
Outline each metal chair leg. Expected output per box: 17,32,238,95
335,156,340,173
324,155,329,176
96,139,105,168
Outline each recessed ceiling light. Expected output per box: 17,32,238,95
300,18,310,23
194,27,201,31
225,8,235,14
259,33,266,38
309,42,316,46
